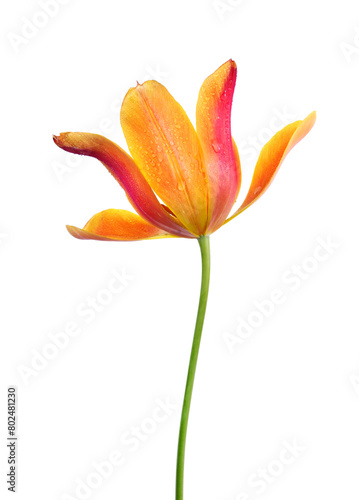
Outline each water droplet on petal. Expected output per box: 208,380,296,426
211,142,221,153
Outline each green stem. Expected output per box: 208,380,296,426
176,235,211,500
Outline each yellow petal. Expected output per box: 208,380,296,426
225,111,316,223
120,81,208,236
67,209,177,241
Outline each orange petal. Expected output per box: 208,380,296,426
67,209,176,241
120,81,208,236
226,111,316,223
53,133,193,238
196,60,241,234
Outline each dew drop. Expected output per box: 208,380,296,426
211,142,221,153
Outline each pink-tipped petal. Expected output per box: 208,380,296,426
196,60,241,233
53,133,193,238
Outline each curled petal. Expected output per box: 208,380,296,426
67,209,176,241
120,81,208,236
196,60,241,233
53,133,193,238
225,111,316,223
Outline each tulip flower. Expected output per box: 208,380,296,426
54,60,315,500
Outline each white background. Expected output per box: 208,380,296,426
2,1,359,499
